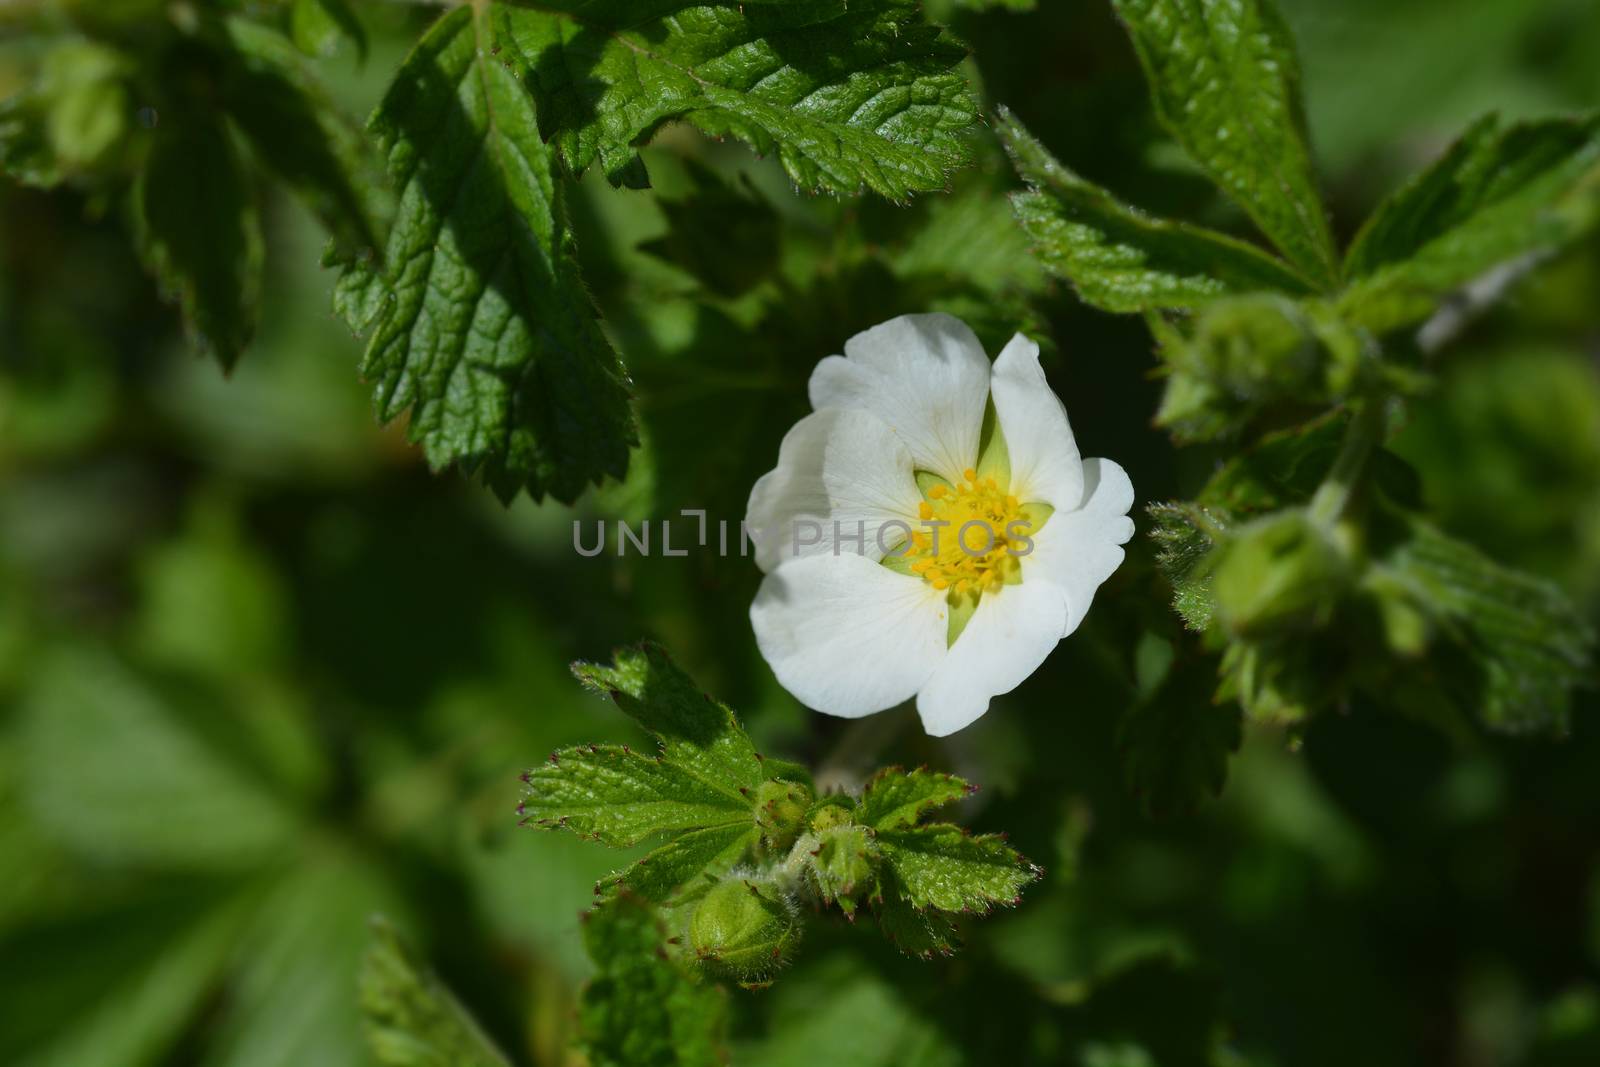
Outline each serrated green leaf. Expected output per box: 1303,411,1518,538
872,868,960,959
133,96,262,370
351,4,635,502
360,919,510,1067
581,893,726,1067
490,0,976,199
856,766,971,830
1147,501,1221,631
998,106,1312,312
1375,517,1597,735
521,745,751,846
603,822,758,905
876,826,1038,914
220,18,378,254
574,643,767,797
1109,0,1337,286
1340,112,1600,334
289,0,366,61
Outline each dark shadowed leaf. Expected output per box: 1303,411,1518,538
133,98,262,370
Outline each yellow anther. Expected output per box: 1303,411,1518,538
902,463,1036,605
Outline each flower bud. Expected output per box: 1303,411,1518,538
1156,296,1371,440
807,799,853,833
688,878,801,986
1184,295,1322,397
753,779,811,851
1211,509,1352,638
807,824,877,916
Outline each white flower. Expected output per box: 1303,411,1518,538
746,313,1135,737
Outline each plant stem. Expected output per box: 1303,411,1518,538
1308,401,1385,528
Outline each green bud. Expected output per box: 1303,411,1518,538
688,878,801,986
1210,509,1352,638
808,825,877,917
1155,296,1375,441
1187,295,1320,396
807,799,853,833
753,778,810,851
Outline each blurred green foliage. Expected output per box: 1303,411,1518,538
0,1,1598,1066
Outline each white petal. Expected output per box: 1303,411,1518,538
808,313,990,484
752,554,948,718
1023,458,1136,637
991,333,1083,510
915,579,1069,737
745,408,924,574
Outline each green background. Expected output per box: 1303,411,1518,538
2,1,1598,1064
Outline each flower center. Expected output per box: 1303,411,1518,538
903,468,1029,596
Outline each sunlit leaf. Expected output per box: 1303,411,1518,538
876,826,1039,914
999,106,1312,311
492,0,977,199
1109,0,1338,285
346,5,635,502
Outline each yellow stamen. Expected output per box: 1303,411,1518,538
902,463,1039,604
